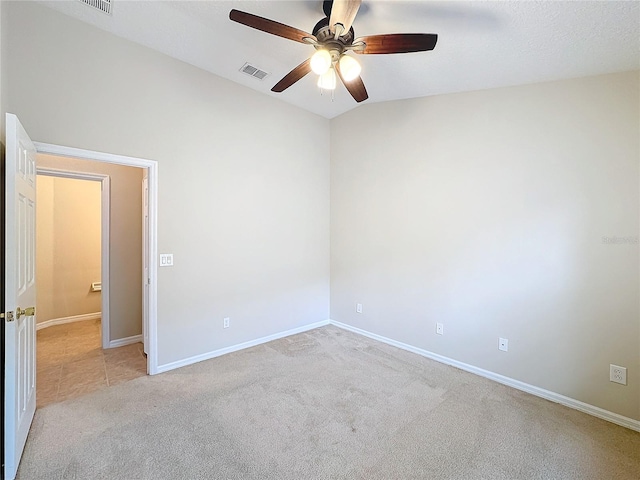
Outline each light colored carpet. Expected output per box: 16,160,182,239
17,326,640,479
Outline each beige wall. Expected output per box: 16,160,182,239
331,71,640,421
36,175,101,323
4,2,330,366
37,155,144,341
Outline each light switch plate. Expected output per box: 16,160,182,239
160,254,174,267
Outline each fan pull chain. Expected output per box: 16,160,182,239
318,87,336,102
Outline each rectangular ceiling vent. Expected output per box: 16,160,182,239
240,63,269,81
79,0,112,15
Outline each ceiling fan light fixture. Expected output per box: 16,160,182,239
310,49,332,75
338,54,361,82
229,2,437,103
317,67,337,90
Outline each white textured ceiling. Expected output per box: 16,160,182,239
40,1,640,119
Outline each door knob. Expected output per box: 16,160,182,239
15,306,35,320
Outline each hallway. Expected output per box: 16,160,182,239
36,319,147,408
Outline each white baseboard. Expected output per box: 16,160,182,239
156,320,331,374
36,312,101,330
329,320,640,433
108,334,143,349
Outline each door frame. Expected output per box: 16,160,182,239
35,168,112,350
33,142,159,375
142,175,149,354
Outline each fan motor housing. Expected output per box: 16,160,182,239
312,17,355,54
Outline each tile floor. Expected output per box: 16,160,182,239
37,319,147,408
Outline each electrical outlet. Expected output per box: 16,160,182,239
498,337,508,352
356,303,363,314
610,364,627,385
223,317,230,329
436,323,444,335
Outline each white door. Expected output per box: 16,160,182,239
3,114,37,480
142,175,149,356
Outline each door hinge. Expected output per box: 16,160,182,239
1,311,15,322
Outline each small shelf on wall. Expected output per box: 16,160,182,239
90,282,102,292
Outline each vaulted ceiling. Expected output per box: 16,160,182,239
41,1,640,119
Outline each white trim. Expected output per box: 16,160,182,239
108,334,143,348
35,143,155,169
142,175,149,355
36,312,101,330
34,142,159,375
156,320,331,374
36,167,111,350
329,320,640,433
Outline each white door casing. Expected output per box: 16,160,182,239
4,114,37,480
142,175,149,355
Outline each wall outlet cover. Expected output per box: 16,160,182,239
436,323,444,335
610,364,627,385
499,338,508,352
356,303,363,314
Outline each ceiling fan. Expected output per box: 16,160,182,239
229,0,438,103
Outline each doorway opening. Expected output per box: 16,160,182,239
34,165,148,406
36,170,110,346
33,142,159,375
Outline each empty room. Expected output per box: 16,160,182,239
1,1,638,479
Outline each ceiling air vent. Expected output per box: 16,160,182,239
79,0,112,15
240,63,269,81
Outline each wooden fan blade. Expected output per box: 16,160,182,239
329,0,362,36
271,58,312,93
229,9,315,44
354,33,438,54
335,61,368,103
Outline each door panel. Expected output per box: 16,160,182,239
4,113,37,480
